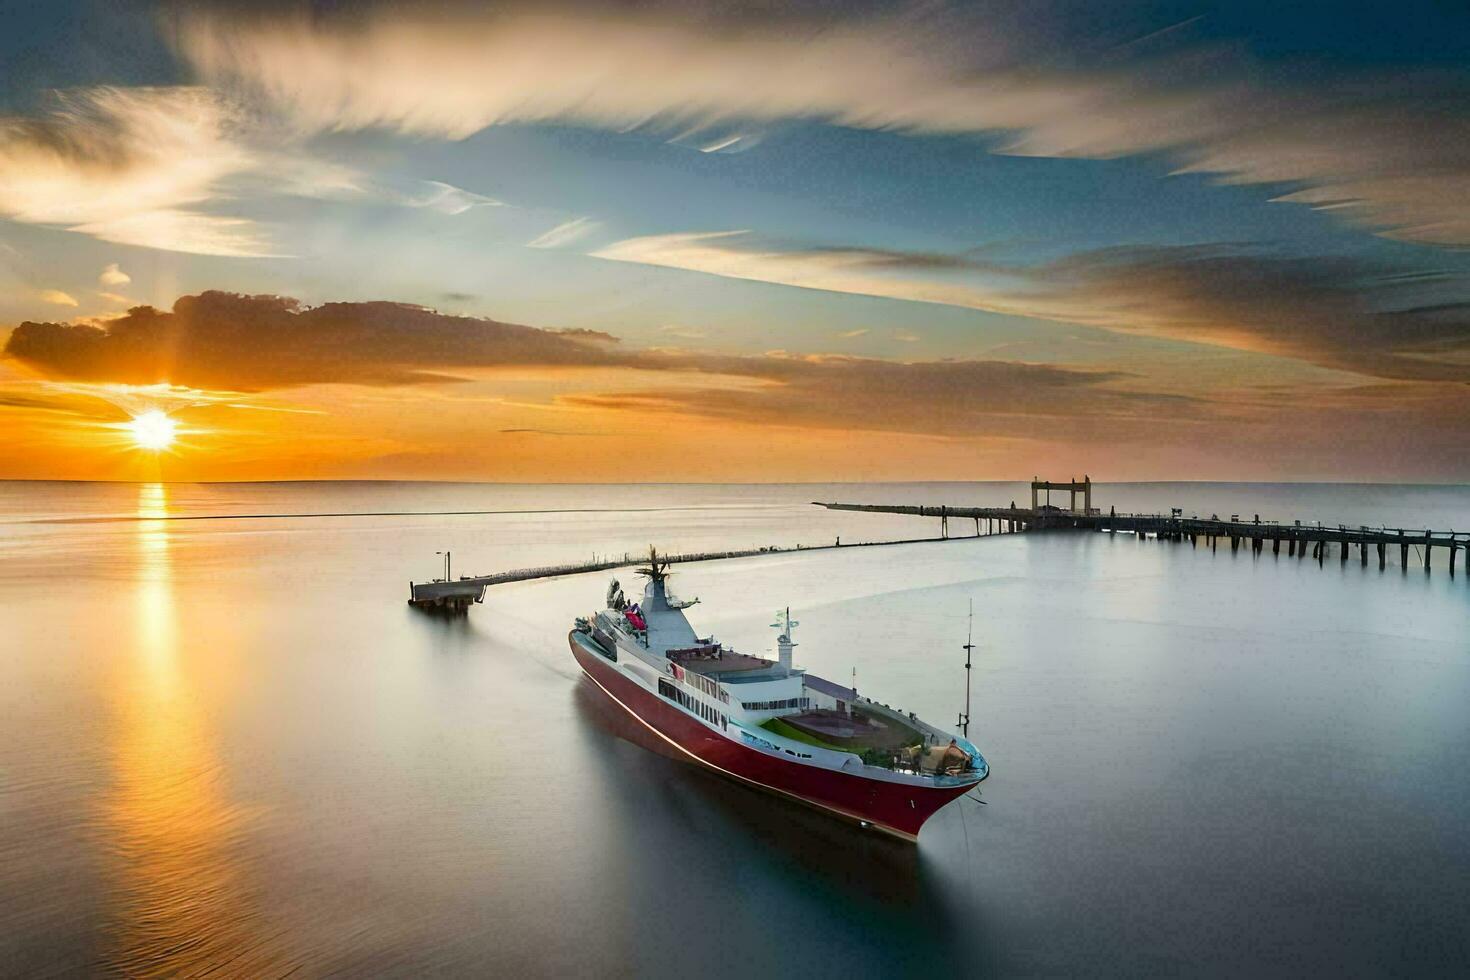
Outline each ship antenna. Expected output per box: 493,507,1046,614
959,599,974,739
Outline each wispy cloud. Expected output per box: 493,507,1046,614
0,86,274,256
593,230,1023,310
0,85,502,258
595,231,1470,382
174,4,1470,245
662,124,765,155
373,177,501,215
699,134,743,154
527,216,600,249
27,381,255,421
562,358,1193,440
39,289,78,307
499,427,596,437
223,401,328,415
98,263,130,286
77,210,280,259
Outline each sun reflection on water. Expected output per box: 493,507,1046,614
99,483,285,976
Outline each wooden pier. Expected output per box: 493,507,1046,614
815,496,1468,575
409,477,1464,612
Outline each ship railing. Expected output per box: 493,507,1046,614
730,720,862,770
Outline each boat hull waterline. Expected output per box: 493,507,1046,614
571,632,981,840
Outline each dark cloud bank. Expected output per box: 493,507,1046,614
4,292,626,389
4,290,1176,437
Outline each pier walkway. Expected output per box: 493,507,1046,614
409,533,961,611
815,501,1469,574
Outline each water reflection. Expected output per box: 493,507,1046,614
410,605,478,650
569,680,977,973
99,484,283,976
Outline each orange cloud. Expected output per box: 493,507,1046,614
39,289,79,307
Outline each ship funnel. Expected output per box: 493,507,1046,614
770,606,799,672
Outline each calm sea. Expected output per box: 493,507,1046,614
2,481,1468,977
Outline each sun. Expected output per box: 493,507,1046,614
125,410,178,450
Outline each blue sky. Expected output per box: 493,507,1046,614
2,1,1469,481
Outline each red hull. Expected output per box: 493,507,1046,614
570,632,979,840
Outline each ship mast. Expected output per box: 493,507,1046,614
771,606,799,672
635,545,670,583
958,599,974,739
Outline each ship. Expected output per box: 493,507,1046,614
569,549,989,841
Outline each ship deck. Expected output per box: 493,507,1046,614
670,648,777,676
773,708,925,751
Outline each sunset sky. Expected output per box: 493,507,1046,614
3,0,1469,482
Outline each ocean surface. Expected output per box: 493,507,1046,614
2,480,1468,977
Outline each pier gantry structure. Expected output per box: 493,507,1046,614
1031,476,1094,515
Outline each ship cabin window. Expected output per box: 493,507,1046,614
740,697,810,712
672,670,729,704
657,679,727,730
